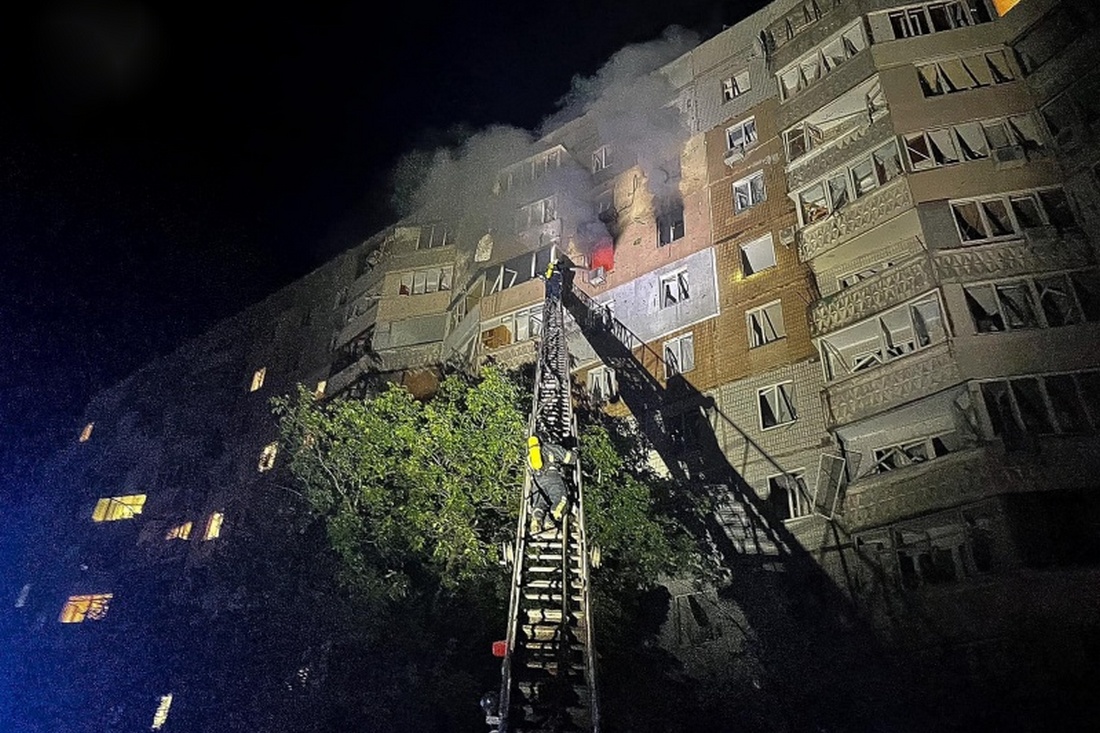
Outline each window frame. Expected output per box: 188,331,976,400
767,470,812,520
949,186,1073,245
794,142,903,227
733,171,767,214
722,69,752,102
726,116,759,152
747,300,787,348
92,494,147,522
663,332,696,379
591,144,612,173
758,381,798,430
659,270,691,309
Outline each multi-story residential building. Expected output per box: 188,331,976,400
6,0,1099,730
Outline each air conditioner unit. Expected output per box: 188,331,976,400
587,266,607,285
991,144,1027,169
778,225,797,246
724,145,746,167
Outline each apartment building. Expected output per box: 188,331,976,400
6,0,1099,730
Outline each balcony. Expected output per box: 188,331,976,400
788,113,895,191
799,176,913,262
825,341,961,426
932,230,1095,283
810,254,934,337
777,50,877,130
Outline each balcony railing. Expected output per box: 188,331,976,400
932,229,1095,282
799,176,913,262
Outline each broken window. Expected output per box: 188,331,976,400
586,366,618,403
660,271,690,308
747,301,786,347
951,187,1074,243
416,224,450,250
726,116,758,151
92,494,146,522
759,382,797,429
663,333,695,378
250,367,266,392
165,522,193,541
919,50,1013,95
204,512,225,541
657,205,686,245
869,433,961,475
878,1,991,41
722,69,751,101
796,142,902,227
768,472,811,520
258,442,278,472
79,422,94,442
733,171,766,213
838,261,895,289
820,295,946,380
777,21,867,101
740,234,776,276
784,122,824,162
979,374,1100,441
398,266,454,296
59,593,113,623
591,144,612,173
516,196,557,231
965,270,1099,332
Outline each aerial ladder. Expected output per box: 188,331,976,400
488,264,600,733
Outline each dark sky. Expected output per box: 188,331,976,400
0,0,761,486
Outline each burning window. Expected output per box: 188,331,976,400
663,333,695,378
258,442,278,472
768,472,811,520
747,301,786,347
656,205,685,246
758,382,797,429
165,522,193,541
733,171,766,213
59,593,113,623
740,234,776,276
721,69,751,101
660,271,690,309
204,512,225,541
92,494,146,522
79,422,94,442
250,367,266,392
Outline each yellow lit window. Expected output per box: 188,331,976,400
992,0,1021,16
204,511,224,541
314,380,327,399
79,422,95,442
250,367,267,392
59,593,113,623
92,494,146,522
165,521,193,540
151,693,173,730
258,442,278,472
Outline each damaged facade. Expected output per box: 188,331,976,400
6,0,1100,730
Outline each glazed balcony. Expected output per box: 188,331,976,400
798,175,914,263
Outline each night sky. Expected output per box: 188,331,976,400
0,1,763,490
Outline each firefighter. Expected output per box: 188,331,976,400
526,434,576,533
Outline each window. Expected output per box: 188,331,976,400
874,1,993,42
92,494,146,522
722,69,751,101
398,266,454,295
657,206,685,246
726,117,758,152
903,114,1045,171
79,422,94,442
516,196,557,232
59,593,112,623
740,234,776,276
250,367,266,392
769,472,811,520
480,305,543,350
917,50,1014,97
587,366,618,403
951,187,1074,243
839,261,895,289
204,512,225,540
416,224,451,250
151,694,173,731
796,142,902,226
165,522,193,541
663,333,695,378
660,271,690,308
733,171,766,213
591,145,612,173
258,442,278,472
820,294,947,380
964,271,1100,332
758,382,797,429
747,301,786,347
777,21,868,100
869,433,962,474
982,372,1100,442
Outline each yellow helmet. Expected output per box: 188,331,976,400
528,436,540,447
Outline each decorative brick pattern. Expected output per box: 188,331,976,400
810,255,934,336
933,235,1095,282
798,177,914,262
825,343,961,426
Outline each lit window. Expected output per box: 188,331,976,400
59,593,113,623
747,301,786,347
722,69,751,101
740,234,776,276
591,144,612,173
660,271,690,308
204,512,225,541
758,382,797,429
250,367,266,392
92,495,146,522
657,206,686,246
733,171,766,213
151,693,173,730
314,380,327,399
165,522,193,541
79,422,95,442
768,472,811,520
726,116,758,151
258,442,278,472
663,333,696,378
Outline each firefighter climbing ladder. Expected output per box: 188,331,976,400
491,269,600,733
